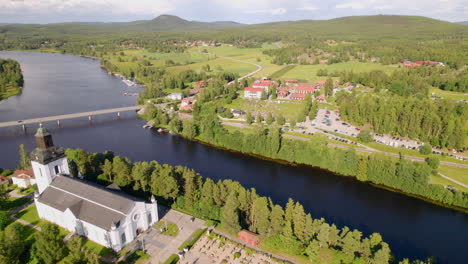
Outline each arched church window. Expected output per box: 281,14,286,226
121,233,126,244
133,213,139,222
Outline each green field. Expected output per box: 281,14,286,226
438,165,468,186
167,57,257,75
227,97,303,120
430,174,468,192
430,88,468,101
277,62,397,82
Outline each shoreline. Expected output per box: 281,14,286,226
155,125,468,214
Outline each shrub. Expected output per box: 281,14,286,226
0,211,10,230
357,130,373,143
233,252,241,258
426,156,440,169
420,144,432,155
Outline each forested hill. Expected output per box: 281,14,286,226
0,14,243,35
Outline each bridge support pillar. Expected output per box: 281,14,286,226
117,112,121,120
57,120,60,127
22,124,26,133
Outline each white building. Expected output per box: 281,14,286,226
167,92,184,100
11,169,36,188
244,87,263,99
31,126,158,252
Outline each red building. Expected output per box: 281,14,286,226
294,86,315,94
291,93,307,101
238,230,260,246
284,79,298,86
277,88,289,98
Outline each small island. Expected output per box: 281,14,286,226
0,58,23,100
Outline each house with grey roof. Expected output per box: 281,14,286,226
31,126,158,251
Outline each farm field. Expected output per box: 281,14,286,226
277,62,398,82
430,87,468,101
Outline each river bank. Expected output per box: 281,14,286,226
143,111,468,213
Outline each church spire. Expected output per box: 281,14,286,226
35,125,54,149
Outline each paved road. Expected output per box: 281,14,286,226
0,105,143,128
220,121,468,172
207,52,263,81
439,173,468,188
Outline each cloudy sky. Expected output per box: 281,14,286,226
0,0,467,24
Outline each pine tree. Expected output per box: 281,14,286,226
32,223,67,264
276,114,285,126
256,113,263,124
245,112,253,124
317,223,330,248
269,205,284,236
0,223,26,264
305,240,320,263
293,202,307,243
325,78,334,97
250,197,270,236
18,144,31,169
221,192,241,234
266,112,274,125
183,169,198,209
357,158,368,182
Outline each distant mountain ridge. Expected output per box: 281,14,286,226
456,21,468,25
0,14,466,36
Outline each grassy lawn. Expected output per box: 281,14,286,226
118,250,150,264
279,62,397,82
430,87,468,101
438,165,468,186
166,57,257,75
430,174,468,192
13,205,69,237
0,196,31,213
154,220,179,237
226,97,303,120
161,254,179,264
83,239,117,257
0,87,21,100
178,228,207,251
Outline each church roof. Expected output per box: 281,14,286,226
37,175,145,230
35,127,51,137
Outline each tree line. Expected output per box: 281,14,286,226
336,93,467,149
62,147,434,264
0,58,23,99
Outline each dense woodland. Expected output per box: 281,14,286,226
336,93,467,148
0,59,23,99
55,147,433,264
142,102,468,211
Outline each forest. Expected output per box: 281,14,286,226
0,58,23,100
336,93,467,149
54,147,432,264
143,102,468,211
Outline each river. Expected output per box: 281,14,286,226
0,51,466,264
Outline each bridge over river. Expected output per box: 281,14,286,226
0,105,143,128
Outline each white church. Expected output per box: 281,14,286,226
31,126,159,252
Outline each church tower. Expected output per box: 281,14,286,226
30,126,70,194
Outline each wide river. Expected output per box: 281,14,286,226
0,52,466,263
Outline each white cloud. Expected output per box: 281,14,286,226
297,6,319,11
243,8,288,15
0,0,176,15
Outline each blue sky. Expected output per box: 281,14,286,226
1,0,467,24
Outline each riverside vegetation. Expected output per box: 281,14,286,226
58,148,433,264
0,58,23,100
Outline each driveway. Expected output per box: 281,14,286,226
143,209,205,264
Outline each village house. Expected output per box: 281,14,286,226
0,176,9,186
31,127,159,252
196,80,205,89
189,88,203,96
277,88,290,99
244,87,263,99
252,80,277,91
290,93,306,101
11,168,36,188
167,92,184,100
238,230,260,246
231,109,246,117
316,80,327,88
294,86,315,94
315,95,326,102
180,98,197,111
284,79,298,86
